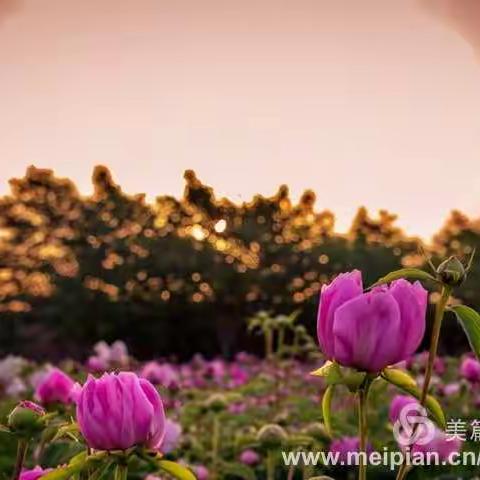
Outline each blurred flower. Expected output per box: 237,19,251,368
240,449,260,465
206,360,226,381
317,271,427,372
87,340,129,372
141,362,179,389
77,372,165,451
412,427,463,462
0,356,27,397
228,402,247,414
161,418,182,454
193,465,209,480
229,364,249,387
329,436,372,463
86,356,108,373
35,368,75,405
460,357,480,383
442,382,461,397
69,382,83,404
408,352,445,375
388,395,419,424
20,467,53,480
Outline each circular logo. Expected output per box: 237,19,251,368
393,403,435,446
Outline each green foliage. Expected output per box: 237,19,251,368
450,305,480,360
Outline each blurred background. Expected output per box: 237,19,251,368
1,0,480,360
0,165,479,360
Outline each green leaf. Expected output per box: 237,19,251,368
381,368,446,429
450,305,480,359
369,269,437,289
158,460,197,480
89,461,114,480
220,462,256,480
321,385,334,437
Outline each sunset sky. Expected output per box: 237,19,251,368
0,0,479,239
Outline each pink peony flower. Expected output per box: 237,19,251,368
460,357,480,383
317,271,427,372
35,368,75,405
77,372,165,451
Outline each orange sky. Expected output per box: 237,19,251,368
0,0,479,239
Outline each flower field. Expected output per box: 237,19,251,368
1,339,480,479
2,258,480,480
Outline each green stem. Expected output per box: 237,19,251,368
358,386,369,480
212,414,221,479
266,329,274,360
266,450,275,480
11,439,28,480
277,327,285,358
419,285,451,405
395,285,451,480
114,464,128,480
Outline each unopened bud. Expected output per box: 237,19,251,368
256,424,288,449
8,401,45,437
436,256,466,287
304,422,330,442
204,394,228,413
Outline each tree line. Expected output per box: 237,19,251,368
0,166,478,360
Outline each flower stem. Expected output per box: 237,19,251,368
420,285,451,405
211,414,221,479
395,285,452,480
266,450,276,480
114,464,128,480
11,439,28,480
266,328,274,360
358,385,369,480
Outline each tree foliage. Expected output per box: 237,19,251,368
0,166,477,359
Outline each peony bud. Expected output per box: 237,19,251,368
8,401,46,437
436,256,466,287
256,424,288,449
304,422,330,442
203,394,228,413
